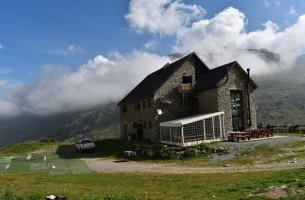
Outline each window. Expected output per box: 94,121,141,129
182,74,192,84
144,121,147,129
231,91,244,131
147,99,152,108
143,100,147,109
149,121,152,129
134,102,140,111
123,124,127,135
122,106,127,113
133,122,137,129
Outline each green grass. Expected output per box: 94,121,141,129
273,133,305,137
1,153,92,175
0,141,58,157
1,169,305,199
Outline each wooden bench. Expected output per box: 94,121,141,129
250,129,273,138
228,132,251,142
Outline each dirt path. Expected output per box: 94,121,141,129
83,158,305,174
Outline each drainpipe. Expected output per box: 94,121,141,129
246,68,252,127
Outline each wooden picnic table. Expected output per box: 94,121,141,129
228,132,251,142
251,129,273,138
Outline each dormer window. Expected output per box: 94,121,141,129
182,74,192,84
179,74,193,93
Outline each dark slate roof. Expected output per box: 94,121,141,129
118,52,257,105
194,61,236,91
194,61,257,91
118,53,196,105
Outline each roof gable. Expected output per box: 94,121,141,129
194,61,257,91
118,53,257,105
194,61,236,91
118,52,208,105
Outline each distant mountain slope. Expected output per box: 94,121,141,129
254,53,305,126
0,103,119,148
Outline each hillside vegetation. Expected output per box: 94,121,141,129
255,54,305,125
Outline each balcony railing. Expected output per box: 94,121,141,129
179,83,193,93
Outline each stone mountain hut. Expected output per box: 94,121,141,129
118,52,257,146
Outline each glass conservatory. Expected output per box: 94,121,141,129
160,112,225,147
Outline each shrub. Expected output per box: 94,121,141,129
196,144,212,155
40,138,57,143
183,147,197,158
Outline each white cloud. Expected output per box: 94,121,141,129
0,51,171,118
127,1,305,72
0,80,7,87
0,43,3,49
264,0,270,7
50,44,84,56
144,40,158,50
288,5,297,17
1,0,305,119
125,0,205,36
264,0,280,7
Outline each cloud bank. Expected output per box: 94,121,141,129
1,0,305,118
0,51,170,118
127,0,305,73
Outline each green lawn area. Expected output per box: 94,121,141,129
0,142,59,157
1,153,92,175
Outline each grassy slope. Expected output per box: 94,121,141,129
1,169,305,199
254,76,305,125
0,142,58,157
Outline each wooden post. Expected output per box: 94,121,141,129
181,126,185,146
212,117,215,139
203,119,206,140
219,115,223,139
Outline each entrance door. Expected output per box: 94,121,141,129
231,91,244,131
137,124,143,140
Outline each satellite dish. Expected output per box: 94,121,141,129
156,109,163,115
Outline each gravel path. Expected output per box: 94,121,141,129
84,136,305,174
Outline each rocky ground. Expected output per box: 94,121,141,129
210,136,302,162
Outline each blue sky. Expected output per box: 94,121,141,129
0,0,304,82
0,0,305,117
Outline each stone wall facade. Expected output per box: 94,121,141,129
217,65,257,135
119,59,257,142
119,97,157,141
119,57,201,142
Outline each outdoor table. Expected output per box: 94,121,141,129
124,151,137,161
228,132,251,142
